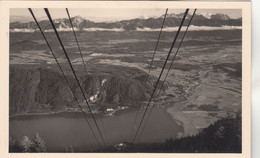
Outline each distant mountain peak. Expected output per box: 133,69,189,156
71,16,85,25
210,13,231,20
196,12,212,19
167,13,181,18
71,15,84,21
167,12,231,20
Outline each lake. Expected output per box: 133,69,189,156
9,107,183,152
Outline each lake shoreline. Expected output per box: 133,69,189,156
9,106,130,119
166,104,198,138
10,105,183,152
9,102,198,142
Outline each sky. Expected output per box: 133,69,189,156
10,8,242,22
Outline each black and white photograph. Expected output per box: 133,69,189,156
2,1,251,155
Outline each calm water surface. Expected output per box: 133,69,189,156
10,107,183,152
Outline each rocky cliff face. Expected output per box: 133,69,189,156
10,66,152,114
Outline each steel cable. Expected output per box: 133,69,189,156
44,8,107,147
132,9,190,143
129,8,168,140
28,8,102,149
137,9,197,141
66,8,89,75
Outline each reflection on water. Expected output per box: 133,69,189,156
9,107,182,152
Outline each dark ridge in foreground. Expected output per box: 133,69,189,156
101,115,241,153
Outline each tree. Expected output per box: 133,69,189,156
19,136,35,152
65,145,74,152
33,132,46,152
9,133,47,152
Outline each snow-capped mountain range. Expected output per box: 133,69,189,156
10,13,242,32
